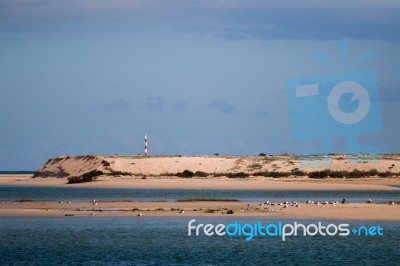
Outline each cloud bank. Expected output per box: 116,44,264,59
1,0,399,40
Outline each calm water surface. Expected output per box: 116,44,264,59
0,186,399,203
0,217,398,265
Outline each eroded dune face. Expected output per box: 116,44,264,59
32,154,400,178
33,155,104,178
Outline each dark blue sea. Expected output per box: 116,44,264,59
0,217,399,265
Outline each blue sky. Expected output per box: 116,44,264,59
1,0,400,170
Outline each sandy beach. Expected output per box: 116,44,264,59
0,200,398,221
1,174,399,191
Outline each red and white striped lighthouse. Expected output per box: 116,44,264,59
144,134,148,156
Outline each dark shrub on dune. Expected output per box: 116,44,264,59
194,171,208,177
68,170,103,184
108,170,132,176
369,169,379,176
226,172,249,178
101,160,111,167
177,170,195,178
378,171,393,177
291,170,307,177
328,171,345,178
347,169,365,178
269,171,290,178
308,170,329,179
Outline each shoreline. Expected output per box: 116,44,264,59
0,201,398,221
1,174,400,191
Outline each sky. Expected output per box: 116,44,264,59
1,0,400,170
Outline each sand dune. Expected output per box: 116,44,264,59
33,154,400,178
0,154,391,190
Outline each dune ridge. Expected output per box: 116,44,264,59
33,154,400,179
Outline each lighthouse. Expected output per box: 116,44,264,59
144,134,148,156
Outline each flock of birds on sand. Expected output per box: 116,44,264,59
5,197,396,218
74,197,394,217
242,198,383,213
241,199,343,213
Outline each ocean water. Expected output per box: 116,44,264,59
1,186,399,203
0,171,35,174
0,217,399,265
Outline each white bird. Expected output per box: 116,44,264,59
179,210,185,214
137,213,142,217
90,212,95,216
296,204,301,208
367,199,373,203
93,202,98,206
247,204,252,207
